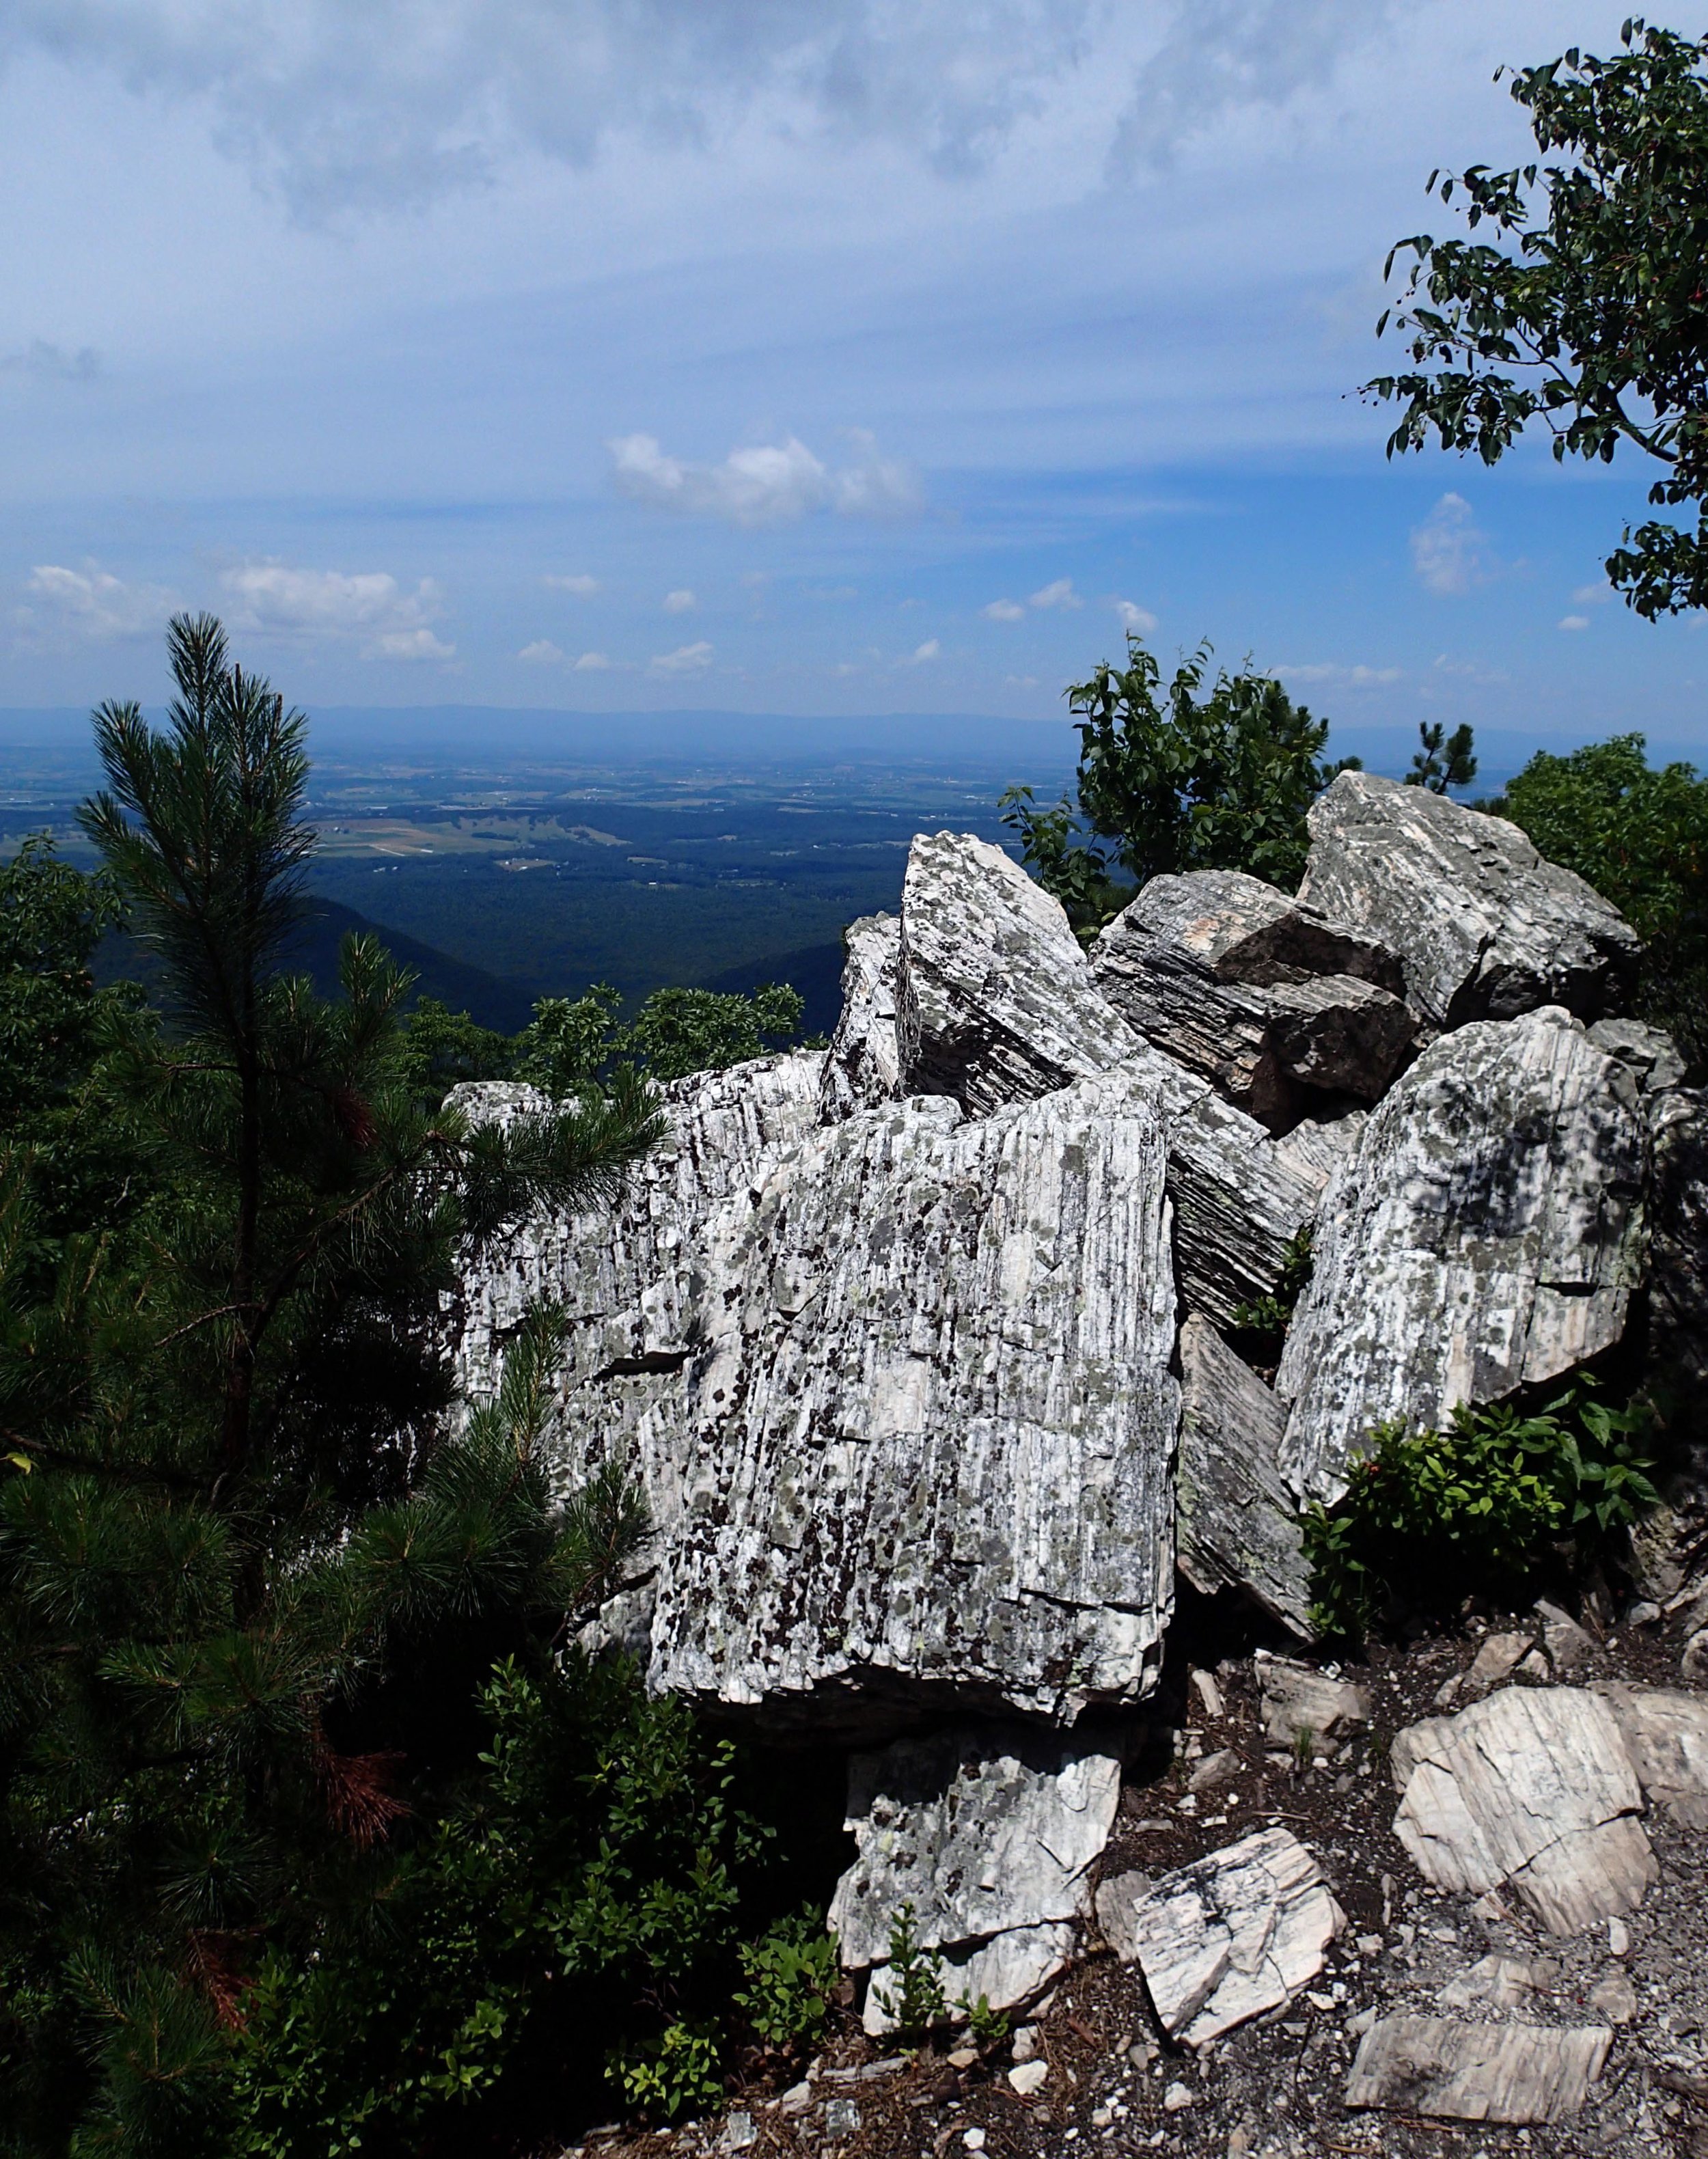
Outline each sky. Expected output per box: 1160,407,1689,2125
3,0,1707,754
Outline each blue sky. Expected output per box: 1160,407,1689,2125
3,0,1706,756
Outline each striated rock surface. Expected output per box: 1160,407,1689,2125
829,1728,1120,2024
1256,1652,1369,1746
1175,1318,1312,1634
819,913,903,1123
1297,769,1639,1031
896,829,1138,1114
1390,1687,1655,1936
1591,1682,1708,1829
1125,1828,1343,2048
646,1076,1181,1724
1345,2016,1611,2124
1276,1008,1649,1504
1092,870,1411,1126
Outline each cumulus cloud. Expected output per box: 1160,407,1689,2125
650,640,713,673
573,650,615,670
20,561,176,641
220,562,454,659
1409,493,1491,598
909,639,941,662
982,599,1025,621
1571,582,1614,607
1558,615,1590,633
1114,598,1157,633
1029,577,1082,610
1275,661,1401,686
519,639,565,663
544,572,600,596
663,588,697,614
609,432,919,527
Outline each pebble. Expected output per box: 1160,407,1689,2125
962,2130,986,2152
823,2098,860,2138
1008,2061,1049,2098
1590,1972,1638,2024
778,2082,812,2116
723,2113,756,2151
1163,2082,1195,2112
1011,2024,1039,2064
1610,1916,1631,1958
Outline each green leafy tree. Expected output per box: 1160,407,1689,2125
1493,732,1708,1069
1366,21,1708,618
514,980,808,1095
1407,720,1478,795
1001,636,1355,932
396,996,514,1100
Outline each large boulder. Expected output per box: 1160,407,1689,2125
1091,870,1413,1127
1276,1008,1649,1504
645,1074,1181,1725
1297,770,1640,1032
819,913,903,1124
896,830,1138,1113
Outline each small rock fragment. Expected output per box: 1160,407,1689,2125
1514,1649,1551,1682
1190,1667,1224,1720
1534,1599,1598,1674
779,2083,812,2116
824,2098,860,2138
961,2128,984,2152
946,2048,978,2071
1189,1747,1240,1795
1437,1955,1534,2011
1588,1973,1637,2024
1345,2016,1612,2125
724,2112,757,2150
1010,2024,1040,2064
1608,1915,1630,1958
1682,1627,1708,1681
1162,2083,1195,2112
1461,1631,1533,1701
1256,1653,1371,1746
1008,2061,1049,2097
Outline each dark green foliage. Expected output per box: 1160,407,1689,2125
1494,733,1708,1071
394,995,514,1097
1001,637,1355,933
733,1910,840,2054
876,1903,947,2048
1303,1384,1658,1642
1407,721,1478,795
1230,1228,1315,1364
1366,22,1708,618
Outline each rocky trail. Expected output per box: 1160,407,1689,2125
445,769,1708,2154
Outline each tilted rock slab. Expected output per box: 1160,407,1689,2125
1255,1651,1370,1746
1390,1687,1656,1936
1276,1008,1649,1504
1297,769,1639,1031
1091,869,1412,1127
1591,1681,1708,1830
829,1728,1120,2026
1124,1827,1343,2048
447,1053,825,1529
646,1075,1181,1723
819,912,903,1123
1346,2016,1611,2125
1175,1317,1312,1634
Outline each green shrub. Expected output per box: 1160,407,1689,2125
1303,1383,1657,1642
871,1903,946,2048
1230,1228,1314,1362
734,1910,839,2053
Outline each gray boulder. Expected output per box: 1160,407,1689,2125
646,1074,1181,1724
1297,769,1639,1031
1091,870,1412,1126
896,829,1138,1114
1276,1008,1649,1504
1175,1317,1312,1634
819,913,903,1123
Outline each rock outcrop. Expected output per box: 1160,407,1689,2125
1297,769,1639,1031
1276,1006,1649,1504
819,913,903,1123
1091,869,1412,1127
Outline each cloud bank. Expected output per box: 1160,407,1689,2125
609,432,919,526
221,563,455,659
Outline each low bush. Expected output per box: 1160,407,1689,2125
1303,1382,1658,1642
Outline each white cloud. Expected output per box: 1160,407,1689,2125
20,561,178,642
1558,614,1590,633
1409,493,1491,598
519,639,565,663
1029,577,1082,611
1114,599,1157,633
1570,582,1614,607
544,573,600,596
663,588,697,614
573,650,615,670
1004,673,1040,687
982,599,1025,621
909,639,941,662
609,432,919,527
650,640,714,673
220,562,454,659
1276,662,1401,686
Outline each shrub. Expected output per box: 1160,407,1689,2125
734,1910,839,2054
870,1903,946,2048
1303,1382,1657,1642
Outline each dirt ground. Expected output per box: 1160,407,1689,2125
564,1593,1708,2159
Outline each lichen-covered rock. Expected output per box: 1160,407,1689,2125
1298,770,1639,1031
1091,870,1411,1125
829,1728,1120,2022
1176,1318,1312,1634
819,913,903,1123
646,1075,1181,1724
897,830,1138,1114
1276,1008,1649,1504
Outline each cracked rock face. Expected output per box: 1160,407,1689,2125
819,913,903,1123
1122,1826,1343,2048
1345,2016,1612,2124
1297,769,1639,1031
829,1727,1120,2024
1091,870,1413,1127
646,1075,1181,1724
1276,1007,1649,1504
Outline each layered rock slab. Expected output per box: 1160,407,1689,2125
1345,2017,1611,2124
819,913,903,1123
1297,769,1639,1031
646,1076,1181,1723
1276,1007,1649,1504
829,1729,1121,2026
